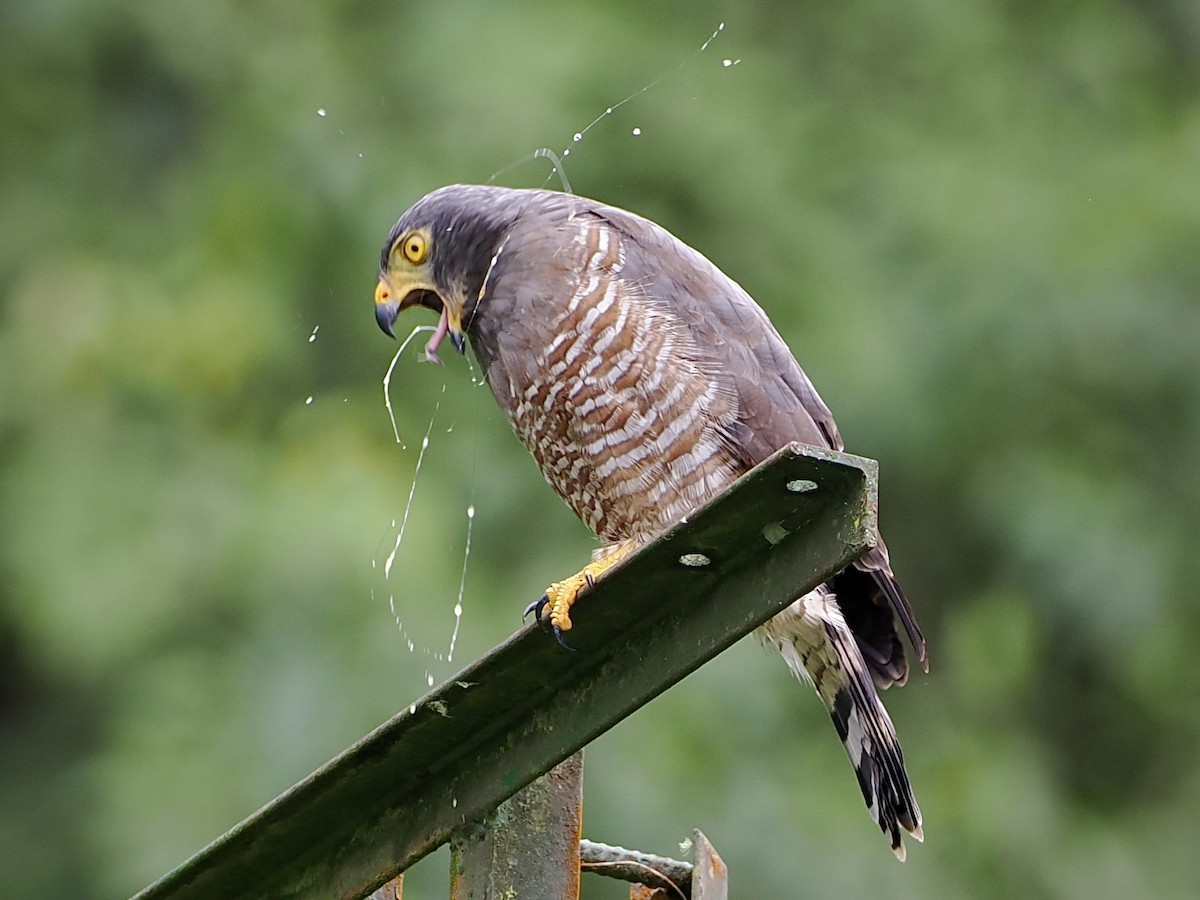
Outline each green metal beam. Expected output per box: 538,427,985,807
132,443,878,900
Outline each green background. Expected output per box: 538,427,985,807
2,1,1198,897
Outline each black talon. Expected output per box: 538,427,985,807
523,596,576,650
551,625,576,652
523,594,576,650
584,572,596,589
523,596,549,622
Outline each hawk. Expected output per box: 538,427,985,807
374,185,927,858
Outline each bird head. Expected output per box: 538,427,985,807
374,222,467,354
375,185,522,354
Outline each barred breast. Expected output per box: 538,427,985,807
506,218,743,544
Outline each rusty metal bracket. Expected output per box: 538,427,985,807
582,830,726,900
131,444,877,900
449,753,585,899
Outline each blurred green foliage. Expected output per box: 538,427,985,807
2,1,1199,897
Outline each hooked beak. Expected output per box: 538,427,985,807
374,278,467,355
374,279,401,338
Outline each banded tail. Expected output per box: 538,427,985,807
759,587,924,859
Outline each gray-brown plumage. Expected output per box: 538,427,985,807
375,184,927,858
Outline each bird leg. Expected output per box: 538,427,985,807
527,539,639,643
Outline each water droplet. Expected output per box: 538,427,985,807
452,798,458,808
305,395,313,405
762,522,790,546
427,674,434,687
467,505,475,519
562,148,570,157
317,107,327,117
421,436,429,449
454,604,463,616
409,704,417,714
606,107,613,114
723,59,732,67
678,552,711,568
632,127,642,136
308,325,320,343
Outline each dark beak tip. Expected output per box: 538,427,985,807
375,301,400,339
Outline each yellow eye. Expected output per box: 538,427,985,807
399,231,428,265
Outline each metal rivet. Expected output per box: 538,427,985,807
678,553,711,568
786,479,817,493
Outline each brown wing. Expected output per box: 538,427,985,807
596,201,928,682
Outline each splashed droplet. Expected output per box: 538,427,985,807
317,107,327,117
762,522,790,545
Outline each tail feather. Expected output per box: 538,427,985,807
759,587,923,859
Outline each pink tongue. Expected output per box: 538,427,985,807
424,306,449,365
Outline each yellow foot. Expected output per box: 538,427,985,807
525,541,638,643
541,562,603,634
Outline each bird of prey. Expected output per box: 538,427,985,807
374,185,927,858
